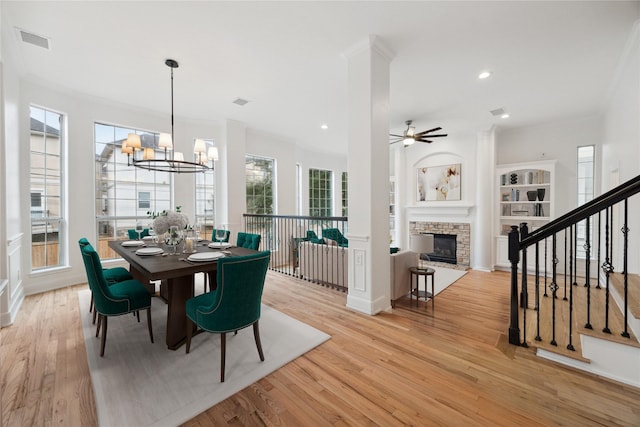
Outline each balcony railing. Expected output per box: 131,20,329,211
243,214,349,291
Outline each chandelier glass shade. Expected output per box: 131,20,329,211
121,59,216,173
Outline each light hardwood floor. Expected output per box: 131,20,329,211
2,270,640,426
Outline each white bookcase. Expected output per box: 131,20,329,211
495,160,556,270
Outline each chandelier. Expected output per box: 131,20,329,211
121,59,218,173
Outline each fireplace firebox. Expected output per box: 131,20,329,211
421,233,457,265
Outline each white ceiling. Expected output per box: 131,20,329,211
2,1,639,155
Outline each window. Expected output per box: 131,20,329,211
245,155,274,215
138,191,151,209
95,123,172,259
309,168,332,217
195,139,216,237
341,172,348,217
30,106,65,270
577,145,595,258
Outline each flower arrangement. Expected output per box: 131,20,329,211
147,206,189,235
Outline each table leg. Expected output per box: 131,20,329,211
431,273,435,310
166,275,195,350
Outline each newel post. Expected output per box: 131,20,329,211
519,223,529,309
508,225,521,345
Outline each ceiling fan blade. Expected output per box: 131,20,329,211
424,134,448,138
416,139,433,143
415,127,442,135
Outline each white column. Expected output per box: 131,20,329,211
474,128,496,271
344,35,394,315
392,143,407,249
216,119,246,239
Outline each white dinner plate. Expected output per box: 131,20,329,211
208,242,232,249
187,252,225,262
142,236,155,241
136,247,164,256
122,240,146,247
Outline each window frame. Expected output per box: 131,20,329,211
309,168,333,217
29,105,66,271
576,144,595,259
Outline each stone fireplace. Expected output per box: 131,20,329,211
409,221,470,270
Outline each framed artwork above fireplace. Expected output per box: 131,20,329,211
417,163,461,201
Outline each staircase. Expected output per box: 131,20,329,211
508,175,640,388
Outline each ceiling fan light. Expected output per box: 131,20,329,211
403,138,415,146
406,126,415,137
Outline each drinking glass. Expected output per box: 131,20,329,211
215,225,227,242
135,221,144,240
165,226,183,255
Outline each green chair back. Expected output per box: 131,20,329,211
322,228,348,247
128,228,150,240
211,229,231,242
187,251,270,332
236,232,261,250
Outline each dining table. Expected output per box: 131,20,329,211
108,239,257,350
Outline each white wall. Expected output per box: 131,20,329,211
602,22,640,274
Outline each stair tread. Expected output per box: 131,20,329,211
610,272,640,320
520,274,639,360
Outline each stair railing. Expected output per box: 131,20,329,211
508,174,640,347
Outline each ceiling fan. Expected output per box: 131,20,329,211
389,120,448,146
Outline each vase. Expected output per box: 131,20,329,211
537,188,546,201
526,190,537,201
164,226,183,255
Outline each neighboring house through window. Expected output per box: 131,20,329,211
30,105,65,271
95,123,172,259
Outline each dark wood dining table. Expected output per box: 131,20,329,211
108,240,257,350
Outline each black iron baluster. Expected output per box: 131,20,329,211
550,233,559,346
564,228,569,301
597,211,602,289
544,237,549,297
602,206,613,334
567,225,575,351
535,241,542,342
584,215,593,330
573,222,578,288
622,199,630,339
520,223,529,309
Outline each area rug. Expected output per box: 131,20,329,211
428,265,467,296
78,289,330,427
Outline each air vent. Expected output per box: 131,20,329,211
232,98,249,106
17,28,50,50
489,108,506,117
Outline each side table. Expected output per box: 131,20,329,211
409,266,435,310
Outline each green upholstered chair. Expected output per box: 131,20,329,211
236,232,261,250
185,251,271,382
306,230,324,244
321,228,348,247
211,229,231,243
78,238,134,323
127,228,150,240
80,243,154,357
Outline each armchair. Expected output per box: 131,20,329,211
78,238,133,323
321,228,348,247
80,243,154,357
185,251,271,382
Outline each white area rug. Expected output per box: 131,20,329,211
78,289,330,427
429,265,467,296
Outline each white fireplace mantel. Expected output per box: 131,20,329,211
406,204,475,220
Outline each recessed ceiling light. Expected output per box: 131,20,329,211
501,113,510,119
478,71,492,79
232,98,249,106
320,124,328,130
